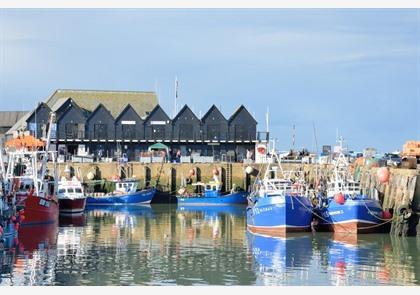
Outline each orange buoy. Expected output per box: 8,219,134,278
377,167,390,184
212,168,219,176
189,168,195,177
334,192,345,205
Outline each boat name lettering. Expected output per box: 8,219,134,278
328,210,343,216
253,206,273,215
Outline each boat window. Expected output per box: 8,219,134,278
206,185,211,190
58,189,65,193
67,188,74,193
75,188,82,193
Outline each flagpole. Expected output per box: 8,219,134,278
174,76,178,117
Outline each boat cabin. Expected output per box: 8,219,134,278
58,176,84,199
114,180,139,194
327,180,361,197
192,181,222,198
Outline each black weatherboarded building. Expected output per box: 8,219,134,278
6,89,266,162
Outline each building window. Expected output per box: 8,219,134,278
65,123,85,139
122,124,136,139
94,124,107,139
234,125,248,140
207,125,220,140
152,126,165,139
179,124,193,140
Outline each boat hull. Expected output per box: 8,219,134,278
246,195,313,237
176,191,248,205
17,193,59,226
58,198,87,215
314,196,384,234
86,188,156,205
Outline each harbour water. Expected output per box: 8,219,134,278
0,204,419,286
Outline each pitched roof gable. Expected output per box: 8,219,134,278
144,104,171,123
201,105,227,122
228,105,257,123
26,102,51,122
87,103,115,121
115,104,143,122
173,104,200,122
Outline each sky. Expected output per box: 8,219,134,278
0,8,419,153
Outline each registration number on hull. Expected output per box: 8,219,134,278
39,199,51,208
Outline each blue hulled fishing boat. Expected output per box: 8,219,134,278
86,179,156,205
176,180,248,206
313,138,387,234
246,152,313,237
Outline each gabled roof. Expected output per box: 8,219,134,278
172,104,200,123
86,103,115,121
7,89,157,135
114,104,143,122
44,89,158,118
201,105,227,122
144,104,171,122
26,102,51,121
228,105,257,124
55,98,89,120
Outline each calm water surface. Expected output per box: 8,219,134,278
0,204,419,286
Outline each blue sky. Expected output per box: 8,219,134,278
0,9,419,153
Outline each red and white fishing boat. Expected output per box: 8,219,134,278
2,113,59,226
58,175,86,215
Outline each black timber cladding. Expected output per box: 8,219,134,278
55,99,89,139
201,105,229,141
144,105,172,140
228,105,257,141
172,105,202,140
115,104,144,140
86,104,115,140
26,103,51,138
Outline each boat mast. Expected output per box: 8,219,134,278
39,112,55,183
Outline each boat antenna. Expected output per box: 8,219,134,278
292,124,295,152
39,112,56,183
313,121,319,188
266,106,269,133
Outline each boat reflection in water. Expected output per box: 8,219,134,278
0,222,58,286
59,214,86,227
176,204,246,243
325,233,402,286
246,231,314,285
85,204,155,229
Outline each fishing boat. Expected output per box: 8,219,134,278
1,113,59,226
313,137,386,234
86,178,156,205
246,151,313,237
57,176,87,215
176,171,248,205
